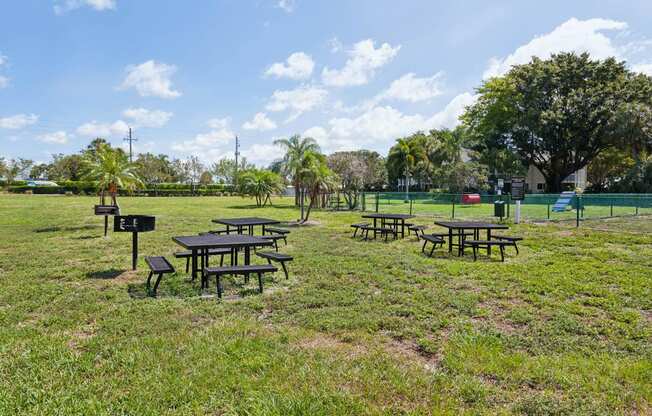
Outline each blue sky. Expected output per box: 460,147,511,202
1,0,652,166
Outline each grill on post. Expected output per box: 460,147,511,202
114,215,156,270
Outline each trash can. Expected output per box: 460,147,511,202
494,201,505,218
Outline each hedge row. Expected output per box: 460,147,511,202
6,181,237,196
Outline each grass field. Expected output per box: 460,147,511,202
0,194,651,415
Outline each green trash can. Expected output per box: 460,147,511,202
494,201,505,218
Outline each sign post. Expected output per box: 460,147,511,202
114,215,156,270
511,177,526,224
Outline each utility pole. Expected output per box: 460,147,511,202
123,127,137,163
234,135,240,187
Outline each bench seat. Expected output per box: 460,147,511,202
144,256,175,296
463,240,511,262
350,223,370,237
203,264,278,298
407,224,427,237
362,226,396,241
256,251,293,279
265,227,290,235
260,234,286,251
420,234,444,256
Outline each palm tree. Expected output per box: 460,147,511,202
238,169,284,207
84,144,143,209
388,137,425,201
298,151,336,223
274,134,320,206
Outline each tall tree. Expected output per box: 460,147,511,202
274,134,320,205
2,158,33,186
298,151,336,222
387,136,426,198
463,52,652,192
210,156,253,184
238,168,284,207
134,153,175,185
83,144,142,208
47,154,85,181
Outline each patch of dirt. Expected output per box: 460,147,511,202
283,220,321,227
67,321,97,355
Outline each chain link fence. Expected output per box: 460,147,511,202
341,192,652,226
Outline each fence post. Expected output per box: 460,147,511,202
576,195,581,228
506,195,511,218
547,203,550,220
451,199,456,219
375,192,379,213
610,203,613,217
361,192,366,211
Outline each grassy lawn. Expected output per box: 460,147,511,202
0,194,650,415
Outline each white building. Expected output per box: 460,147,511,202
525,165,587,193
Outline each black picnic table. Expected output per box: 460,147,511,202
172,234,273,280
211,217,280,235
434,221,509,255
361,213,415,239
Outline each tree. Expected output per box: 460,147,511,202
185,156,204,192
199,171,213,185
611,155,652,193
83,144,142,208
0,157,6,179
29,163,50,179
47,154,85,181
274,134,320,206
298,151,336,222
441,160,489,193
587,147,636,191
134,153,175,185
327,150,386,208
238,169,284,206
463,52,652,192
2,158,33,186
387,136,426,198
210,157,253,184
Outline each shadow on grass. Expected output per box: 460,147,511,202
226,203,297,210
35,225,98,233
73,235,101,240
86,268,125,279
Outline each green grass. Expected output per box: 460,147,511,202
0,194,650,415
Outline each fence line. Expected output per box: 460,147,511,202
323,191,652,227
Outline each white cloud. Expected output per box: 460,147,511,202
632,63,652,76
122,107,173,128
266,85,328,121
0,114,38,129
303,92,476,152
242,143,285,165
322,39,401,87
38,131,69,144
0,76,8,89
276,0,295,13
483,18,628,79
54,0,116,14
242,112,277,131
76,120,129,138
381,72,444,102
328,37,343,54
265,52,314,80
0,53,6,67
171,117,234,153
120,60,181,99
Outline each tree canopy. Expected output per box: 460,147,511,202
463,52,652,192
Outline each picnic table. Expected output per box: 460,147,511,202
361,213,415,239
434,221,509,255
172,234,273,280
211,217,280,235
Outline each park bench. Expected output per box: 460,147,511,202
491,235,523,254
362,226,397,242
462,240,510,262
174,248,231,273
256,251,293,279
350,223,370,237
145,256,175,296
260,234,286,251
203,264,278,298
407,224,427,237
265,226,290,235
420,234,445,256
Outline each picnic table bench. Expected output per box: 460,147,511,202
145,256,175,296
203,264,278,298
